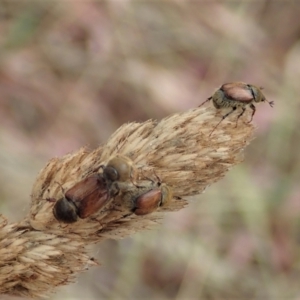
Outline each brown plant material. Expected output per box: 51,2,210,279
0,106,254,298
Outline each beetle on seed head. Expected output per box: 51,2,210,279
51,155,136,224
120,170,173,216
199,82,274,136
51,175,109,223
133,183,172,216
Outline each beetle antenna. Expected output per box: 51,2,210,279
266,99,274,107
259,86,274,108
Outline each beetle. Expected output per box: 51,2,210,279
133,183,172,216
52,175,109,223
52,154,136,223
199,82,274,135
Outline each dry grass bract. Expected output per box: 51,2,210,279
0,106,254,298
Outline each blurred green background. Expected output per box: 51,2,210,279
1,1,300,299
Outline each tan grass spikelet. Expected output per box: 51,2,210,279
30,106,253,239
0,106,254,297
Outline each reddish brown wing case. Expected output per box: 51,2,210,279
65,175,109,219
134,188,162,216
222,82,254,103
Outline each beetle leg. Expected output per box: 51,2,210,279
54,181,66,194
209,107,236,136
109,182,121,197
46,197,56,203
140,173,154,185
152,170,162,186
198,96,212,107
221,106,237,121
235,107,246,127
248,104,256,123
130,173,143,188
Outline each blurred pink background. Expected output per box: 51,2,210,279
1,1,300,299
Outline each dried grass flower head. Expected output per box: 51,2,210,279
30,106,254,239
1,105,255,298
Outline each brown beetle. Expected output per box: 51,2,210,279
133,183,172,216
52,175,109,223
52,154,135,223
199,82,274,135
